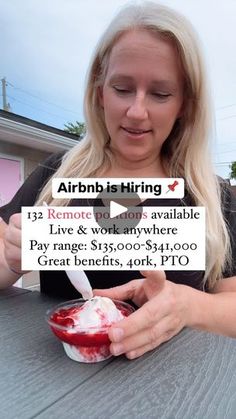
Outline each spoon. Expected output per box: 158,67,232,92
65,270,93,300
43,202,93,299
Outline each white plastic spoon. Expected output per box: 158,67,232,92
65,270,93,300
43,202,93,299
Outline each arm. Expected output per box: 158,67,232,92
0,152,65,289
94,271,236,359
0,215,26,289
187,276,236,337
94,184,236,358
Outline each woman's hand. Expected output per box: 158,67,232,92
94,271,191,359
3,213,25,275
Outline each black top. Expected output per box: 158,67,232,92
1,151,236,299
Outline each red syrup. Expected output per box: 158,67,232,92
49,301,133,347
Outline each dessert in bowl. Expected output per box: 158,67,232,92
46,296,135,363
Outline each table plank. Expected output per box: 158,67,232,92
0,285,31,299
0,292,113,419
35,329,236,419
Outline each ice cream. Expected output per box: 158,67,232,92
47,296,134,363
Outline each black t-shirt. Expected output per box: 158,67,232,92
1,151,235,299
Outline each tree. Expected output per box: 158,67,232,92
229,161,236,180
64,121,86,138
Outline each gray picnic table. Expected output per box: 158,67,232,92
1,287,236,419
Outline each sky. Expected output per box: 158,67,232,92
1,0,236,180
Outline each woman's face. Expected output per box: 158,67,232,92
99,29,184,166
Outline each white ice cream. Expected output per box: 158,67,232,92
68,296,124,330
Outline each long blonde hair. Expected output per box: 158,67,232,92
36,1,231,289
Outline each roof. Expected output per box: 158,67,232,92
0,109,80,152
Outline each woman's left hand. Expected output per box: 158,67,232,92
94,271,191,359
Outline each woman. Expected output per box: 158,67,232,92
0,2,236,359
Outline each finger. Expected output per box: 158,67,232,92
93,279,140,301
4,226,21,248
4,242,21,259
108,298,161,343
4,242,22,270
140,270,166,298
9,213,22,229
125,338,164,360
125,327,179,360
110,315,171,356
5,214,22,248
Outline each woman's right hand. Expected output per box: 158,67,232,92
2,213,24,275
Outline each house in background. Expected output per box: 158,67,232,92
231,186,236,196
0,109,79,288
0,109,79,202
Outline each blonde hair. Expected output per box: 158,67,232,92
36,1,231,289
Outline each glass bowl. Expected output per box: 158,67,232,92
46,298,135,363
